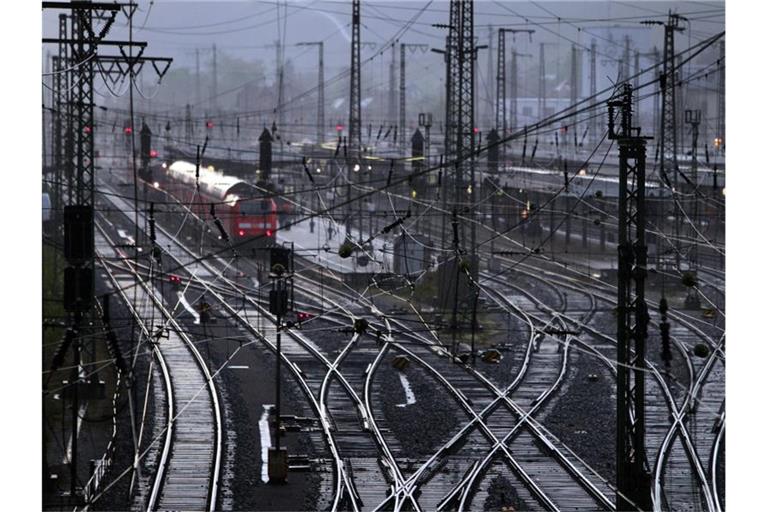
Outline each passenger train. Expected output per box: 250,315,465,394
144,160,278,244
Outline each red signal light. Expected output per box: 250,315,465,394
206,120,214,129
84,126,92,134
335,124,343,132
149,149,158,158
473,127,479,134
124,126,133,135
238,230,245,237
169,275,181,284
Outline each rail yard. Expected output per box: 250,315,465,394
36,1,733,511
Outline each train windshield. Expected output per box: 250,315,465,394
239,199,272,215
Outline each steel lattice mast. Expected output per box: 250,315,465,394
398,43,428,156
590,39,597,145
349,0,362,157
455,0,473,201
297,42,325,144
389,43,396,127
717,40,725,153
317,41,325,145
608,83,651,512
570,44,580,135
53,13,69,217
444,0,460,164
496,29,533,161
645,12,685,268
495,29,506,138
400,43,406,155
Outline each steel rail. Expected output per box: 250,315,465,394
93,224,174,511
505,266,717,512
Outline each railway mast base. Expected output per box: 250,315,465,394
268,447,289,484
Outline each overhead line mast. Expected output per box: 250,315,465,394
297,41,325,145
495,28,534,161
643,12,686,270
608,83,652,512
349,0,362,157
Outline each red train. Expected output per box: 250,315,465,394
153,160,278,243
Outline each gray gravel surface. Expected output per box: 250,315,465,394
541,348,616,484
376,361,461,456
482,474,531,511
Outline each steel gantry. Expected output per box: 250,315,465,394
608,83,652,512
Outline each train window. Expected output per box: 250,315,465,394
239,199,272,215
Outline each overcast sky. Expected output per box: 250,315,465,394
42,1,724,73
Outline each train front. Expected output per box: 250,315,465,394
223,183,279,245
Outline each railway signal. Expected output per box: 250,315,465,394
140,122,152,169
268,245,294,484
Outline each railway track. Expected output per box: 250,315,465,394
292,271,615,511
94,169,723,512
96,180,414,511
494,260,724,512
93,222,222,511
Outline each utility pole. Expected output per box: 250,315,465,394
497,33,506,137
276,40,285,133
537,41,558,120
685,109,701,272
430,1,464,249
637,47,661,138
211,43,217,112
297,42,325,144
496,29,534,157
433,0,481,323
590,39,597,145
44,3,116,501
399,43,429,156
538,42,545,120
347,0,361,239
52,13,69,221
486,25,494,129
643,12,686,270
570,44,580,144
455,0,477,285
389,43,397,127
349,0,361,156
43,5,171,502
633,50,640,116
44,53,50,170
400,43,406,156
623,35,631,84
195,48,201,106
185,104,193,144
653,47,660,140
717,40,725,154
608,83,651,512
